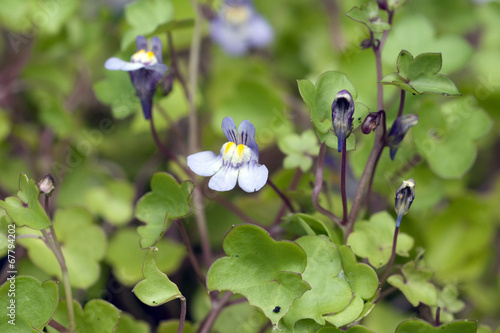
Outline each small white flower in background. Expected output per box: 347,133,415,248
187,117,268,192
210,0,274,56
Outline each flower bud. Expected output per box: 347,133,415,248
395,178,415,227
331,90,355,153
360,38,373,49
376,0,389,10
38,174,55,196
361,112,381,134
386,114,418,160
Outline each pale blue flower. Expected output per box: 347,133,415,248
331,90,355,153
210,0,273,56
104,35,168,119
187,117,268,192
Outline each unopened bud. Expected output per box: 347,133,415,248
386,114,419,160
361,112,381,134
360,38,373,49
376,0,389,10
162,71,175,96
395,178,415,227
38,174,55,195
331,90,355,153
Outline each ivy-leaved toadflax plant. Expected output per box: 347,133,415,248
210,0,274,56
104,35,168,119
331,90,355,153
386,114,419,160
187,117,268,192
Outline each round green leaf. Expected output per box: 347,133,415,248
207,224,310,325
0,276,58,331
347,211,414,268
387,261,437,307
347,1,391,33
132,248,182,306
115,312,150,333
51,300,120,333
135,172,193,248
85,179,134,226
0,173,51,230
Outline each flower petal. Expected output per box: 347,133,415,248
238,162,268,193
247,15,274,48
144,63,168,74
187,151,223,177
237,119,259,157
210,19,249,56
209,165,239,191
150,36,163,63
221,117,238,142
105,57,144,71
136,35,148,52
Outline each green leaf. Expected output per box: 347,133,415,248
132,248,183,306
347,211,414,268
115,312,150,333
347,1,391,33
338,245,378,300
432,284,465,323
286,213,342,246
158,320,196,333
380,50,461,96
85,179,134,226
207,224,310,325
388,261,438,307
395,319,477,333
317,326,375,333
0,110,11,143
413,97,492,179
93,70,139,119
19,207,107,288
0,276,58,331
0,173,51,230
106,228,185,287
122,0,174,50
52,300,120,333
135,172,194,248
297,79,315,109
280,236,353,328
387,0,409,11
278,130,320,172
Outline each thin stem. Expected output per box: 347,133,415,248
177,296,187,333
435,307,441,326
372,10,393,111
271,169,303,227
340,140,348,225
167,32,190,103
373,286,397,304
48,319,69,332
175,220,206,286
380,224,400,284
149,111,179,163
193,189,213,269
42,195,75,333
397,89,406,118
267,179,295,213
312,143,342,227
345,111,386,239
199,292,234,333
211,194,261,225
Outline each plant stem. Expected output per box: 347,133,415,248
175,220,206,286
345,111,386,239
177,296,187,333
42,195,75,333
167,32,190,103
435,307,441,326
340,140,348,225
149,111,179,163
397,89,406,118
199,292,234,333
313,143,342,227
48,319,69,332
380,222,400,284
271,168,303,228
267,179,295,213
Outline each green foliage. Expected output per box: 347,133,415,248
0,276,58,331
395,319,477,333
19,207,107,288
207,224,310,325
135,172,193,248
115,313,150,333
347,211,414,268
433,284,466,323
278,130,320,172
0,173,51,230
388,261,438,307
132,247,183,306
380,50,461,95
85,179,134,226
347,1,391,33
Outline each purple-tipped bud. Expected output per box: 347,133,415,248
38,174,55,196
387,114,418,160
376,0,389,10
361,112,381,134
395,178,415,227
331,90,355,153
360,38,373,49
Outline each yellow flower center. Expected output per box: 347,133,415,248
131,49,158,65
223,5,251,25
221,141,252,167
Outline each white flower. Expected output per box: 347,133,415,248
187,117,268,192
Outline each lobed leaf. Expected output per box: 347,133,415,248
387,261,437,307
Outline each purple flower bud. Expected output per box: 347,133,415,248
387,114,418,160
376,0,389,10
331,90,355,153
38,174,55,195
361,112,381,134
395,178,415,227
